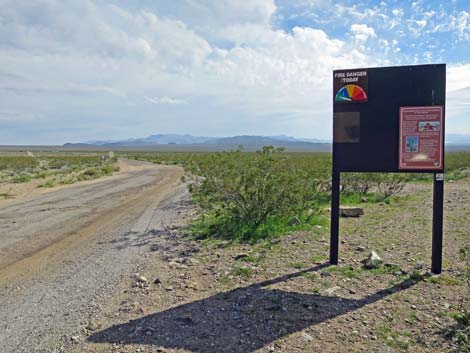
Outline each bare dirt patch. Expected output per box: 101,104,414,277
0,161,189,353
77,180,469,353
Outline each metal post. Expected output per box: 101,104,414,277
431,173,444,274
330,171,340,265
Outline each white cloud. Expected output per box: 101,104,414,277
451,11,470,40
415,20,427,28
0,0,383,144
430,10,470,41
447,64,470,92
350,24,377,42
392,8,404,17
144,96,187,105
0,0,469,143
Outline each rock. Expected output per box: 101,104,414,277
301,332,314,342
364,251,383,269
396,336,409,346
324,286,341,295
153,278,162,285
186,281,199,290
133,274,148,283
183,258,199,266
288,216,302,226
340,206,363,217
169,261,187,269
233,254,249,261
70,335,80,344
86,320,101,331
415,262,424,270
356,246,366,252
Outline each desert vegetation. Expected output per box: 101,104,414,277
126,149,470,242
1,149,469,352
0,153,118,190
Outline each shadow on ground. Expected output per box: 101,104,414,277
89,264,425,353
107,229,169,251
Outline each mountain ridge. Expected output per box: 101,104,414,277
65,134,330,147
63,133,470,151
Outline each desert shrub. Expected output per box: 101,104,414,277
0,154,117,183
341,173,405,201
0,156,37,170
374,173,406,200
342,173,377,196
12,174,32,183
124,150,470,241
189,147,325,241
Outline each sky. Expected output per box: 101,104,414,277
0,0,470,145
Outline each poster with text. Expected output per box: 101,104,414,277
399,106,444,170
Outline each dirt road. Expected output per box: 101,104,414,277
0,159,191,353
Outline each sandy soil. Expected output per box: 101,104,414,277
0,159,192,353
74,180,469,353
1,161,468,353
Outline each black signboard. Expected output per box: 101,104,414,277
330,64,446,274
333,64,445,173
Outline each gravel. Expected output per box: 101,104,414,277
0,160,190,353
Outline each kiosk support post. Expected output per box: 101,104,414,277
330,171,340,265
431,174,444,274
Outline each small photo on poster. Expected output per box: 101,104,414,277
419,121,440,132
406,136,419,152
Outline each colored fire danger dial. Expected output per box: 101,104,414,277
335,84,367,102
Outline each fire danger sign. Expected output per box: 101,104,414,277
333,69,368,103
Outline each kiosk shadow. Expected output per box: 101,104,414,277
89,264,424,353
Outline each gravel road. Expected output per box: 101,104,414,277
0,159,190,353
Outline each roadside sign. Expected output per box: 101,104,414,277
330,64,446,274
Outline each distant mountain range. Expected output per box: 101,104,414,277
63,133,470,151
446,134,470,145
81,134,211,146
63,134,331,151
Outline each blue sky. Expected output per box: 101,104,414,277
0,0,469,144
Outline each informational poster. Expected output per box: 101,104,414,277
399,106,444,170
333,69,368,103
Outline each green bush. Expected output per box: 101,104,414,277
189,147,326,241
0,154,117,183
12,174,31,183
123,149,470,241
